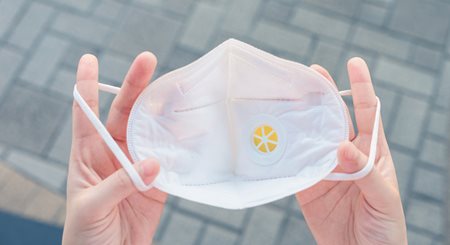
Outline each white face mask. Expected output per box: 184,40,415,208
74,39,381,209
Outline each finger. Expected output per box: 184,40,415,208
311,64,337,87
311,64,356,140
337,141,400,210
73,54,99,140
107,52,157,141
91,159,159,212
347,57,378,136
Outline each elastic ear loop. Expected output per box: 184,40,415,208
324,90,381,181
73,83,153,192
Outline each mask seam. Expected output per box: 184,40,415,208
176,173,317,186
173,99,225,112
127,86,146,164
227,49,238,179
127,40,232,161
232,97,307,101
127,42,349,184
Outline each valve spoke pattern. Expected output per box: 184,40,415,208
252,125,278,153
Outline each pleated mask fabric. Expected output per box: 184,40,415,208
73,39,381,209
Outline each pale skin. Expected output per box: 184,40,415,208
63,52,167,245
63,53,407,245
297,60,407,244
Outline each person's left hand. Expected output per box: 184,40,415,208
62,53,167,245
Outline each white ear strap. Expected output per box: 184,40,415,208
324,89,381,181
73,83,152,192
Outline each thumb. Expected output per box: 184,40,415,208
337,141,399,209
91,159,159,211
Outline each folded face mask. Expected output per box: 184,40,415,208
74,39,381,209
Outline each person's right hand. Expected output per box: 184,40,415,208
63,53,167,245
296,58,407,244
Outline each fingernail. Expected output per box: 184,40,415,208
343,142,356,160
339,142,355,170
139,160,158,185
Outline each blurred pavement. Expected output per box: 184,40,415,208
0,0,449,244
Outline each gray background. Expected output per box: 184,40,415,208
0,0,448,244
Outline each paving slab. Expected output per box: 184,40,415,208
179,2,223,52
200,225,238,245
437,61,450,109
357,2,388,26
429,109,449,139
407,199,445,235
93,0,125,22
302,0,359,17
108,8,181,64
411,45,442,71
389,0,450,44
390,95,428,149
0,0,26,39
420,138,448,169
261,1,292,22
222,0,262,35
159,210,203,245
374,57,435,96
49,67,77,99
309,40,343,72
0,0,448,244
99,51,133,83
8,2,54,50
251,20,312,58
49,0,94,12
177,199,246,229
413,167,446,201
48,115,71,165
0,162,65,226
291,7,351,41
52,12,110,46
351,25,410,59
0,47,22,95
0,85,68,154
240,206,284,245
6,150,67,192
279,216,314,245
20,35,70,87
391,150,414,202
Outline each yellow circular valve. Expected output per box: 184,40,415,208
252,124,278,153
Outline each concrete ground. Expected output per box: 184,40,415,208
0,0,449,244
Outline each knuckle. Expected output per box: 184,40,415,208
126,77,146,88
354,101,377,110
84,98,98,110
72,101,81,111
111,101,133,117
117,104,133,115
